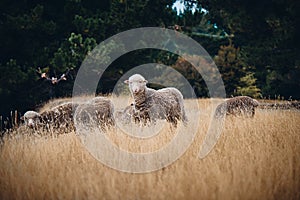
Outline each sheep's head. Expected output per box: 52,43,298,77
124,74,148,95
22,111,41,128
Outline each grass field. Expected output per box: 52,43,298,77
0,99,299,200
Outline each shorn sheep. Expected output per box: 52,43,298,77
124,74,188,127
214,96,259,119
74,97,115,131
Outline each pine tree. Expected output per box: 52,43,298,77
214,44,247,96
236,72,261,98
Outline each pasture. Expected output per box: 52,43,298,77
0,98,299,200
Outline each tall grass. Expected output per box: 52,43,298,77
0,99,299,200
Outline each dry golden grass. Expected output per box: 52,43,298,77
0,99,300,200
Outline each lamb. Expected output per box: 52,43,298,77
124,74,187,127
115,102,148,125
115,103,136,124
214,96,259,119
74,97,115,131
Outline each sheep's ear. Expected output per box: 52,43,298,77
20,116,24,121
144,80,148,84
124,80,129,84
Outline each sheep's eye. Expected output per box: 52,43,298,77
139,81,143,83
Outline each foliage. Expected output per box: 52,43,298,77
0,0,299,116
236,72,261,98
192,0,300,98
214,44,252,96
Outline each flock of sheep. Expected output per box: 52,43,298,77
22,74,260,134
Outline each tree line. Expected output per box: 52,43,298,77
0,0,299,117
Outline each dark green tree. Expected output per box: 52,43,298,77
0,0,180,117
188,0,300,98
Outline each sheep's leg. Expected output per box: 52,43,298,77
171,119,178,128
167,115,178,128
251,107,255,118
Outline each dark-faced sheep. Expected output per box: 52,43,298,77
214,96,259,119
74,97,115,131
124,74,187,127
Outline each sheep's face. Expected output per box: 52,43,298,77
125,74,148,95
22,111,40,128
26,118,36,128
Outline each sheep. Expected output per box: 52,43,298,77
291,101,300,109
40,102,79,133
115,102,149,125
124,74,187,127
21,96,116,134
22,97,115,134
21,102,79,134
22,111,41,128
115,103,136,124
214,96,259,119
258,101,300,110
74,97,115,131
